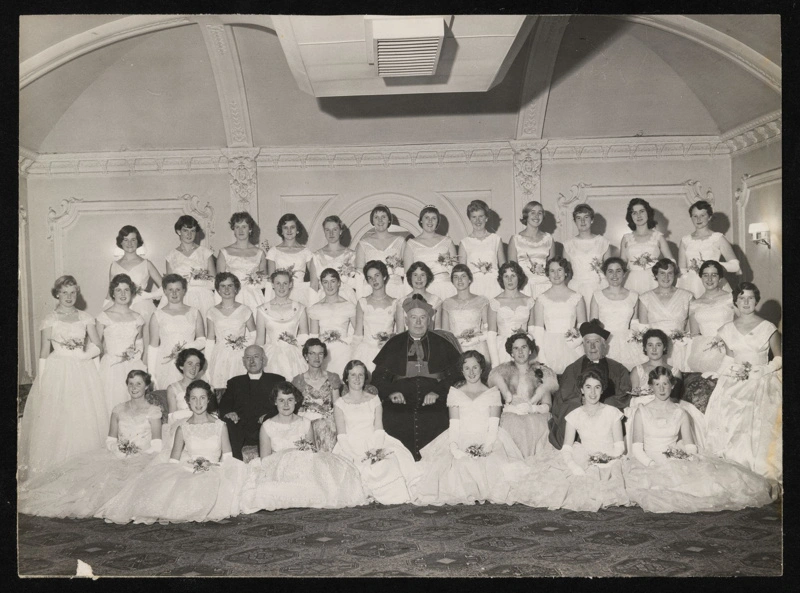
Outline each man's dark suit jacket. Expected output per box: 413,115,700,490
218,372,284,457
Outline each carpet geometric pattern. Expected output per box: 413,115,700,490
18,500,782,577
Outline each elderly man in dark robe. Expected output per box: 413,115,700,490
372,294,461,460
548,319,632,449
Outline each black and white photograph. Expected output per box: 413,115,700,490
17,13,783,578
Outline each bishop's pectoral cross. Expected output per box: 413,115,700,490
414,360,424,373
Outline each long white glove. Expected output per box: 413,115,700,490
337,434,358,461
77,342,101,360
483,416,499,453
531,403,550,414
612,440,625,457
147,439,162,454
449,419,466,459
368,429,386,449
720,259,741,274
221,452,233,462
205,339,215,361
350,334,364,350
561,444,585,476
632,442,655,467
146,346,159,375
106,436,126,459
486,331,500,367
184,337,206,351
767,356,782,373
37,358,46,378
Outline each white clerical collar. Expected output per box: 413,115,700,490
248,372,263,380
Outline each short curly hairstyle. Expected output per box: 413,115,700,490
651,258,678,279
456,349,490,387
601,256,627,274
648,365,677,387
642,328,670,356
214,271,241,293
229,211,256,231
126,369,153,391
183,379,213,406
51,275,79,298
688,200,713,217
497,260,528,290
162,273,188,291
342,360,371,386
175,347,206,373
116,225,144,248
109,273,137,299
174,215,201,233
277,213,304,239
450,263,473,283
545,257,573,281
625,198,657,231
504,332,538,356
270,381,304,409
733,282,761,305
406,261,434,287
363,260,390,283
572,203,595,221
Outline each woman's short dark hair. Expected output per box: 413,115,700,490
51,275,79,298
572,203,595,221
651,258,677,279
699,260,725,278
520,201,544,226
733,282,761,305
302,337,328,358
601,256,627,274
688,200,713,217
229,211,256,232
370,204,392,226
342,360,371,386
418,206,440,228
497,260,528,290
450,263,473,283
363,260,390,283
642,329,669,355
505,332,538,356
546,257,573,281
648,365,677,387
457,349,490,386
578,368,607,391
626,198,657,231
116,225,144,248
174,215,200,233
406,261,434,287
214,272,241,293
184,379,213,405
277,213,304,239
322,215,343,230
109,273,137,299
176,348,206,373
320,267,341,283
270,381,304,409
162,273,188,291
126,369,152,391
467,200,489,218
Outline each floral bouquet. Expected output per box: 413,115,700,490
687,258,703,275
337,260,357,279
628,329,646,344
320,329,345,344
727,361,752,382
565,328,582,345
669,330,690,344
117,439,140,456
190,267,214,282
112,343,141,366
437,253,458,270
225,334,248,351
260,239,271,253
135,285,144,296
465,444,488,458
55,338,85,351
294,437,318,452
704,337,727,353
588,452,619,465
245,269,267,286
363,448,393,465
385,255,402,273
520,254,546,276
457,328,482,344
664,446,693,461
278,331,299,346
191,457,218,473
473,260,493,274
632,253,656,269
627,386,654,397
277,264,297,280
373,331,394,347
163,341,187,362
589,257,605,279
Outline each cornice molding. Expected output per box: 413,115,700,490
541,136,732,160
720,111,781,155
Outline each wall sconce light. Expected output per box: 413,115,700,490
748,222,771,249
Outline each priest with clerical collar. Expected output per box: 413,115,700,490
371,294,461,460
548,319,632,449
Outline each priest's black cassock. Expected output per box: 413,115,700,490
372,331,461,460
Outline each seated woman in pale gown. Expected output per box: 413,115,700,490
531,258,586,374
96,380,246,524
239,382,367,512
704,282,782,485
256,269,309,380
292,338,342,452
507,369,630,512
216,211,268,312
352,260,398,372
310,215,360,305
487,261,535,367
355,204,410,300
19,370,163,518
333,361,419,504
638,258,694,373
620,198,672,295
677,200,740,298
147,274,206,390
624,367,774,513
267,213,315,307
457,199,506,300
413,350,523,506
507,200,555,299
308,268,357,378
441,264,489,360
564,204,611,317
404,205,458,302
166,348,206,432
685,260,736,373
164,215,216,319
98,273,147,412
488,333,558,457
206,273,256,390
589,257,644,370
18,275,106,482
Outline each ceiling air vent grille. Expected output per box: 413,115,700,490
368,17,445,78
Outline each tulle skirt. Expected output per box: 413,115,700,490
505,445,631,511
677,270,732,299
623,454,775,513
99,354,147,412
207,344,250,389
625,269,657,295
18,355,108,482
537,331,583,375
96,455,247,524
413,427,523,505
18,448,157,518
239,450,368,512
606,330,648,371
470,271,503,301
427,275,457,302
500,410,551,458
265,340,308,381
686,335,727,373
667,337,690,373
625,396,708,453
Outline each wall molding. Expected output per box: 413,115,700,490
720,110,781,156
45,194,215,277
734,167,781,246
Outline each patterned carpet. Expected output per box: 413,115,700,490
17,500,782,577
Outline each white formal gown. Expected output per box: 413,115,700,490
152,307,202,390
676,232,733,297
510,233,553,299
406,237,458,301
308,300,356,377
164,246,216,318
535,292,584,374
685,294,735,372
460,234,503,300
217,247,266,312
104,259,160,321
258,301,308,380
623,231,664,295
592,289,645,370
639,289,693,373
97,311,147,412
266,246,314,307
489,297,535,365
352,297,397,372
565,235,609,317
360,236,411,300
206,304,253,389
312,249,360,305
443,296,489,360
